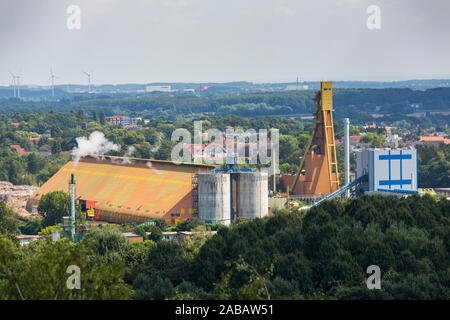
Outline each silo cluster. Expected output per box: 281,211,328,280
198,171,268,225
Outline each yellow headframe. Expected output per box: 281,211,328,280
321,81,333,111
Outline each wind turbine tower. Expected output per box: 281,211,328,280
8,71,16,98
83,71,92,92
15,74,21,98
49,69,57,97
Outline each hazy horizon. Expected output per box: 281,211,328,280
1,0,450,86
4,78,450,89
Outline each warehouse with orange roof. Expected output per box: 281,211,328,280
27,155,215,224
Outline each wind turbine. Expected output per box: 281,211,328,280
8,71,16,98
16,74,21,98
48,69,58,97
15,68,22,98
10,70,21,98
83,70,92,92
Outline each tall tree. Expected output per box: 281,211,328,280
0,201,20,235
37,191,70,227
51,140,62,155
100,110,106,125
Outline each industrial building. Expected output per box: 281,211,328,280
300,146,419,210
281,81,339,196
274,81,421,209
27,154,271,225
27,155,215,224
198,171,269,225
145,85,172,92
106,116,140,127
355,148,418,194
279,81,419,203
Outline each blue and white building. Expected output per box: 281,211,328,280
355,148,418,195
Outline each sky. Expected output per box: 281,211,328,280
1,0,449,86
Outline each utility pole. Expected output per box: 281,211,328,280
344,118,350,199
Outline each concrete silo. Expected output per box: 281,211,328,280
236,172,268,219
198,173,231,225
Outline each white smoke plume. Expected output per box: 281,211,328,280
121,146,136,164
72,131,121,168
151,132,164,153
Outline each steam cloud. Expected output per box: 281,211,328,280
121,146,136,164
72,131,120,168
151,132,164,153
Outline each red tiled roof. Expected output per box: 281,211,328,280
16,235,41,239
183,144,206,153
10,145,26,155
420,136,445,142
106,116,130,119
123,125,138,130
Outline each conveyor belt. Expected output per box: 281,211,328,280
301,174,368,210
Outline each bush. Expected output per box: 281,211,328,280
0,201,21,235
82,225,131,263
146,225,163,242
19,216,42,235
37,191,70,227
132,272,175,300
176,217,205,231
133,226,147,240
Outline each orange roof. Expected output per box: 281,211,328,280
420,136,445,142
27,155,215,224
11,145,26,155
350,136,362,142
123,125,138,130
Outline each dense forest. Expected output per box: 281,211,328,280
417,144,450,188
1,194,448,299
1,87,450,124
